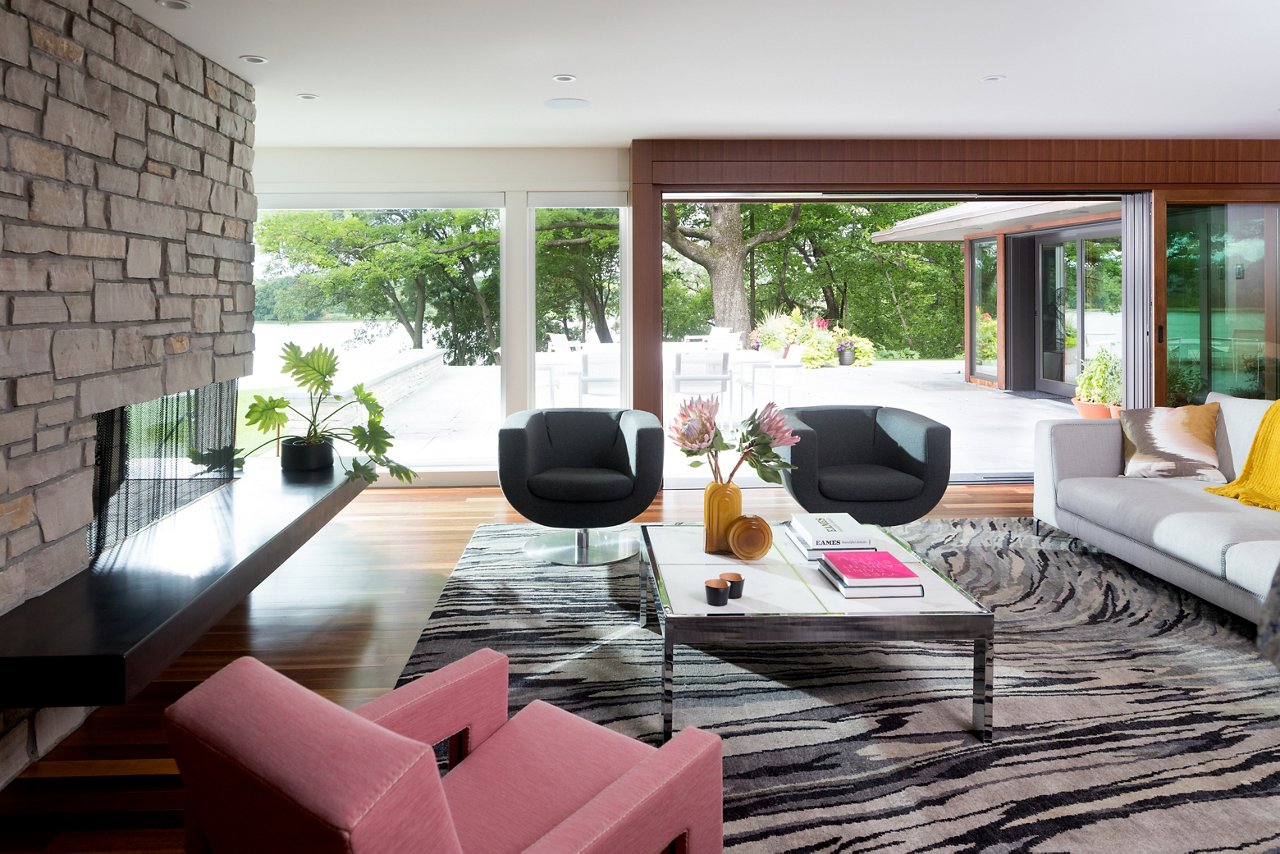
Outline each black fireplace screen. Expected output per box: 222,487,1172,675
88,379,239,564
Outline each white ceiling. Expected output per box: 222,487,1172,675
125,0,1280,149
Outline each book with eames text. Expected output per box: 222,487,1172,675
788,513,873,550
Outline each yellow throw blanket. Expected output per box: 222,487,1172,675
1207,399,1280,510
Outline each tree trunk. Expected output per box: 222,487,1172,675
663,202,801,335
584,288,613,343
458,257,498,363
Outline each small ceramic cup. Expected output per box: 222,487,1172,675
719,572,744,599
704,578,730,606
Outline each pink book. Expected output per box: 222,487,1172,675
820,550,919,585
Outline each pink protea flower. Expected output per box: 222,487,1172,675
755,402,800,448
668,395,720,453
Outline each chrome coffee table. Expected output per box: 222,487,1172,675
639,523,995,742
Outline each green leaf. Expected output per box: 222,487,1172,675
281,342,338,396
383,460,416,483
349,420,393,455
345,458,379,484
244,395,290,433
350,383,384,420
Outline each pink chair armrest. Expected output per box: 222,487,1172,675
165,657,462,853
526,727,724,854
356,648,509,756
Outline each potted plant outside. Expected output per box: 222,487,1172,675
1073,348,1123,419
835,328,876,367
242,342,416,484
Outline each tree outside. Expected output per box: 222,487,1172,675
253,202,967,367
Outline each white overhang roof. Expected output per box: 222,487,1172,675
871,200,1122,243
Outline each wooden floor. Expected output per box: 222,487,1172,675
0,484,1032,852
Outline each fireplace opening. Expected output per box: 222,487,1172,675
88,380,240,564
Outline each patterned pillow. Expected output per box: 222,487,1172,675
1119,402,1225,482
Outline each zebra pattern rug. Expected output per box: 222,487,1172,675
397,518,1280,852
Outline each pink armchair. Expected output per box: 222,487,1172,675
164,648,723,853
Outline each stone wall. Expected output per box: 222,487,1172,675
0,0,256,785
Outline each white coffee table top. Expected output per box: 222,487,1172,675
642,523,987,618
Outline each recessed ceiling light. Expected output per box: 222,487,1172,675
552,74,577,83
980,74,1007,83
239,55,268,64
545,97,590,110
296,93,320,101
155,0,191,8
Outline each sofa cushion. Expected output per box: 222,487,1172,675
528,467,634,502
1119,403,1225,482
1223,541,1280,599
1057,476,1280,577
818,464,923,501
1207,392,1274,481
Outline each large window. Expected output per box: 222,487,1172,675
533,207,623,409
250,206,503,470
971,238,998,378
1166,204,1278,404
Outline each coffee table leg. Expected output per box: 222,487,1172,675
972,637,993,742
637,557,647,627
662,632,674,743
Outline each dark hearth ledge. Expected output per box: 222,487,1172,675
0,461,366,708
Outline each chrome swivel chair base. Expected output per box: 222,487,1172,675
525,528,638,566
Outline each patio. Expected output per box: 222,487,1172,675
377,345,1075,482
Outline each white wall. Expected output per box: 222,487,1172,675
253,147,630,201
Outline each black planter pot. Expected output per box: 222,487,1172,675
280,438,334,472
838,349,856,366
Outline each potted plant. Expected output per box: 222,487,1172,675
242,342,416,484
1073,348,1123,418
835,328,876,367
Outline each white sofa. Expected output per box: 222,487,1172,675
1034,392,1280,623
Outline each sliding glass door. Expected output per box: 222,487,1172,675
1164,203,1278,404
1036,228,1122,395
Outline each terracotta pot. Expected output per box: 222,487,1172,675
1108,404,1123,419
703,482,742,554
280,437,334,472
1071,398,1115,420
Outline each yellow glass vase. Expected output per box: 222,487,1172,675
703,482,742,554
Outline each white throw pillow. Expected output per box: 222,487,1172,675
1207,392,1275,481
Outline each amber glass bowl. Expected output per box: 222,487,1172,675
725,515,772,561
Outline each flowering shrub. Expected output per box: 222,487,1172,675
976,312,998,364
753,310,800,352
668,396,799,485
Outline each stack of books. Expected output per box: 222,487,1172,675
783,513,874,560
816,550,924,599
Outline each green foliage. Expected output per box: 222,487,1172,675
976,312,998,363
660,258,714,340
235,343,415,484
873,345,920,361
663,202,965,358
1075,348,1123,405
256,209,501,366
252,276,326,322
535,208,621,347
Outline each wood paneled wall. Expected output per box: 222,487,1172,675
630,138,1280,413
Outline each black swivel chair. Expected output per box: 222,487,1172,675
779,405,950,526
499,408,663,565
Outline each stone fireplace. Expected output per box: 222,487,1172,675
0,0,256,785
